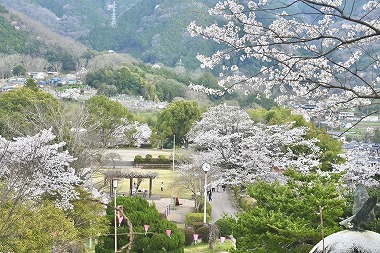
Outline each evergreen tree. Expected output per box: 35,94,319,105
231,170,346,253
96,196,185,253
24,77,39,91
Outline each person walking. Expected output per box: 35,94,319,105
160,182,164,191
208,190,212,201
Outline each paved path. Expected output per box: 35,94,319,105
209,189,239,223
149,197,195,223
149,190,239,224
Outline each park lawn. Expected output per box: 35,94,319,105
94,168,192,199
185,240,235,253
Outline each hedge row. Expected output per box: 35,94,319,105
134,154,172,164
185,212,211,226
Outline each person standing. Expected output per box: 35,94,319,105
208,190,212,201
160,182,164,191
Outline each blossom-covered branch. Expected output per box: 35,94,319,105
187,104,321,184
0,128,80,209
188,0,380,115
333,147,380,188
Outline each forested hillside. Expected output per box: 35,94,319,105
0,0,222,70
0,0,375,73
0,5,28,54
0,3,91,76
81,0,222,69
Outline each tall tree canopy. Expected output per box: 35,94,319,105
0,88,100,172
0,87,61,138
85,95,133,147
0,128,79,209
188,0,380,120
0,128,80,248
156,100,201,147
0,200,78,253
247,107,344,171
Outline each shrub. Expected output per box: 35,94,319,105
183,227,195,246
199,200,212,216
241,196,257,211
95,196,184,253
158,155,167,163
140,143,152,148
145,154,153,162
215,218,233,237
185,213,211,226
197,225,210,243
192,222,204,231
134,155,143,163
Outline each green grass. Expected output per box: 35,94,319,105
354,121,380,127
94,168,192,199
342,121,380,133
184,240,235,253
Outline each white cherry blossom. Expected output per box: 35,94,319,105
113,120,152,147
187,104,321,184
188,1,380,116
0,128,80,209
333,146,380,188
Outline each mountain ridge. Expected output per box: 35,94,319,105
0,0,218,69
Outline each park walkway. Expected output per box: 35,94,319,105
209,189,239,223
149,197,194,224
151,189,239,224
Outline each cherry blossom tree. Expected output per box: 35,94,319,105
188,1,380,120
187,104,321,184
0,87,101,175
175,150,222,210
333,146,380,188
0,128,80,242
113,120,152,147
0,128,80,208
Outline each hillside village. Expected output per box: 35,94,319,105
0,70,169,111
2,70,380,135
0,71,79,91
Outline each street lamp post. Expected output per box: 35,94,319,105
112,178,118,253
202,163,210,225
171,135,175,208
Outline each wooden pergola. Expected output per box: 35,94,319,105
104,170,158,198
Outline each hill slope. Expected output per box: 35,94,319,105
0,3,93,75
0,0,220,70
